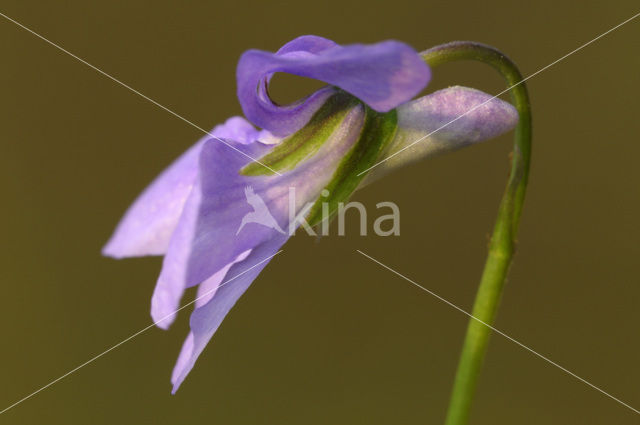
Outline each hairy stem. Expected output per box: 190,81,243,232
421,42,532,425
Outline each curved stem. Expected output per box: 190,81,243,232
421,42,532,425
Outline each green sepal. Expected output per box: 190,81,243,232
306,107,398,226
240,93,357,176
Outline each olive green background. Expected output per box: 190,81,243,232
1,1,638,424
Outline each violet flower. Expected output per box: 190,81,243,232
103,35,518,392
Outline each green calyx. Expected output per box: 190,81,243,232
306,106,398,226
240,93,358,176
240,90,398,228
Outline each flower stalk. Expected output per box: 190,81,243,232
421,42,532,425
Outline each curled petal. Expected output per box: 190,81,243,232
102,117,260,258
364,86,519,182
237,35,430,136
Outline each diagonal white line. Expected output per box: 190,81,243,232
356,249,639,415
0,250,284,416
3,4,638,417
0,11,282,176
358,11,640,176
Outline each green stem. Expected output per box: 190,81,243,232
421,42,532,425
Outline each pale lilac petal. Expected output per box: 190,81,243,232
171,236,287,393
171,332,195,386
101,140,202,258
169,248,251,382
154,103,364,322
237,35,429,136
152,247,251,330
156,104,364,373
195,250,251,309
365,86,519,182
102,117,260,258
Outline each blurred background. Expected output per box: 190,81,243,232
1,1,638,424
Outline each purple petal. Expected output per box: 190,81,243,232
158,250,251,371
152,103,364,333
365,86,519,181
170,236,287,392
102,117,260,258
101,140,202,258
152,247,251,330
149,141,278,328
195,250,251,309
237,35,430,136
171,332,195,387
